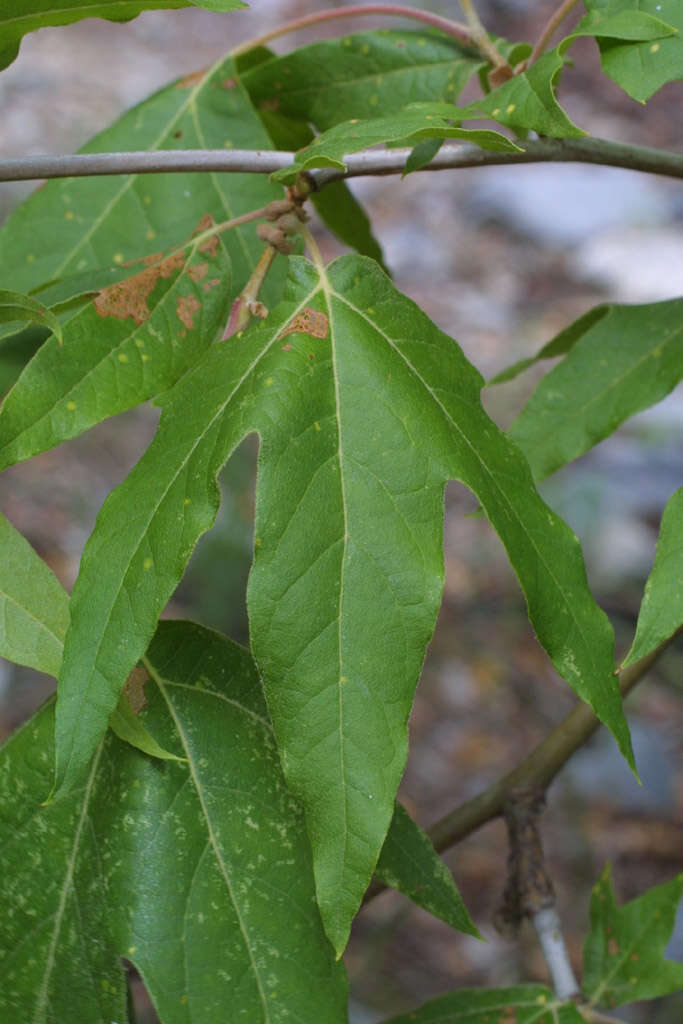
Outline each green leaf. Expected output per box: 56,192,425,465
0,226,232,470
488,306,609,386
108,665,186,762
0,621,347,1022
580,1,683,101
508,298,683,481
273,111,520,183
583,865,683,1008
0,512,69,677
312,181,390,273
404,136,445,175
380,985,586,1022
0,0,245,71
0,289,63,346
0,56,285,305
622,488,683,667
461,50,587,137
241,29,486,132
377,803,479,936
55,254,632,954
0,325,49,399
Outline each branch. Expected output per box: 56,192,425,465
230,5,472,57
426,629,681,855
1,138,683,184
529,0,581,66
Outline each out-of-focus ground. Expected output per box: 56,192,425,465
1,1,682,1021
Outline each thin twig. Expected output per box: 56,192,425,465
529,0,581,66
426,629,681,855
459,0,511,71
533,908,580,1000
2,138,683,184
230,4,472,57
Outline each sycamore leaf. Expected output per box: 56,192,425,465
54,254,631,955
380,985,586,1022
508,298,683,481
0,0,245,71
0,512,69,677
0,326,49,400
0,55,285,306
580,0,683,101
241,30,486,133
488,306,609,386
0,225,232,470
462,50,586,137
273,111,520,183
376,802,479,936
622,488,683,667
583,865,683,1008
0,621,347,1023
0,289,63,347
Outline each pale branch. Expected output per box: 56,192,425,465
229,4,472,57
1,137,683,184
533,907,580,1001
426,629,681,856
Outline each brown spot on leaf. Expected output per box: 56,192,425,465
176,69,206,89
188,262,208,282
279,307,329,341
193,213,219,258
608,938,620,956
173,130,183,139
260,98,280,113
177,294,201,329
94,251,184,325
222,77,237,89
123,666,151,715
282,343,292,351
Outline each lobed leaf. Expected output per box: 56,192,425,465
508,298,683,481
55,254,632,954
583,865,683,1008
0,0,245,71
0,55,285,305
580,0,683,101
0,621,347,1023
380,985,586,1022
376,802,479,936
241,30,485,133
0,512,69,677
273,110,520,183
0,225,232,469
622,488,683,667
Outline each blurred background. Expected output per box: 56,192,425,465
0,1,682,1020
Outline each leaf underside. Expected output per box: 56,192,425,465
54,254,631,953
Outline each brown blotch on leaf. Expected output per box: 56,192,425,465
279,307,329,341
123,666,151,715
176,69,206,89
188,262,208,282
608,938,620,956
94,251,184,325
177,294,201,329
193,213,219,258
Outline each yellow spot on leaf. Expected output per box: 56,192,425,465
143,557,153,570
146,228,155,240
361,44,370,54
134,338,145,348
118,353,129,363
128,946,137,955
27,253,35,263
506,103,516,114
143,195,152,205
224,139,233,148
66,401,76,411
492,107,501,116
184,497,191,506
113,253,124,264
141,354,150,362
314,422,321,432
180,995,188,1005
265,376,274,387
64,210,74,220
650,42,660,53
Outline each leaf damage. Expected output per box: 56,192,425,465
278,306,329,340
94,251,185,325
